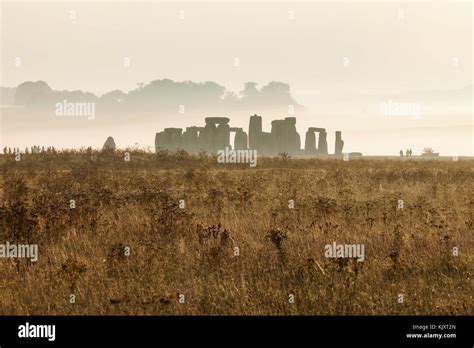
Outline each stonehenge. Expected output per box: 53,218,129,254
155,114,347,156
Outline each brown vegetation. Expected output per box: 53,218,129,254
0,150,472,315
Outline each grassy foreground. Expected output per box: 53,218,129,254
0,150,472,315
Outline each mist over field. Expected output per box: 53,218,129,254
1,81,472,156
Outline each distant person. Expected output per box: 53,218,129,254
405,149,409,157
409,149,412,157
400,150,404,157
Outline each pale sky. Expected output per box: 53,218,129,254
2,2,471,97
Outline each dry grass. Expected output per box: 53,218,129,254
0,150,472,315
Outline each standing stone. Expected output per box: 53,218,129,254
233,128,248,150
199,122,217,152
195,127,206,151
155,132,164,152
102,136,116,151
284,117,300,153
201,117,230,152
271,119,284,153
215,122,231,150
182,127,199,153
305,127,327,155
164,128,183,151
305,130,316,153
271,117,300,154
335,131,344,155
249,114,263,151
317,131,328,155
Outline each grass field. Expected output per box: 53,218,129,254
0,150,472,315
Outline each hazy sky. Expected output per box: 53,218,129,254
0,1,472,155
2,1,471,98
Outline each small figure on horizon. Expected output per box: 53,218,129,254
399,150,404,157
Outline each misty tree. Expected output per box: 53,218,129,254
259,81,295,105
240,82,260,103
12,78,302,113
14,81,52,106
